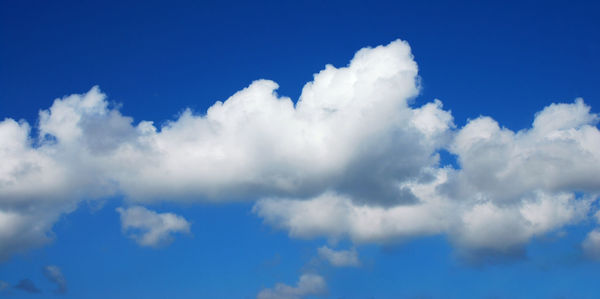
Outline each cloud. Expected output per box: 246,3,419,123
257,274,327,299
446,99,600,204
42,265,67,294
582,229,600,261
255,173,593,259
317,246,360,267
0,39,434,259
253,172,452,243
14,279,40,293
0,38,598,261
254,99,599,256
116,206,190,247
582,211,600,261
0,209,53,262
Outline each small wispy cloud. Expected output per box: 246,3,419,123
117,206,191,247
317,246,360,267
43,265,67,294
257,273,327,299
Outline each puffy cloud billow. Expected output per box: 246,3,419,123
0,39,599,262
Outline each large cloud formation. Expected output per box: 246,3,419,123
0,39,598,261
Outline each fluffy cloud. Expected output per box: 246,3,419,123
254,98,600,257
0,38,598,261
317,246,360,267
1,39,436,207
257,274,327,299
446,99,600,204
117,206,190,247
42,265,67,294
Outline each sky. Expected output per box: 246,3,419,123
0,0,600,298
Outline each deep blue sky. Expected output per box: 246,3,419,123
1,0,600,298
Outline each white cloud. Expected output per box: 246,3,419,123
453,192,589,256
255,191,590,261
254,152,595,257
116,206,190,247
43,265,67,294
582,211,600,261
253,170,452,243
583,229,600,261
254,95,600,258
317,246,360,267
257,274,326,299
0,39,439,259
0,38,598,261
447,99,600,205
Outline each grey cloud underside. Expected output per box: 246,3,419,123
0,39,599,261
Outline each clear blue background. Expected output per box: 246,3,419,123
1,0,599,298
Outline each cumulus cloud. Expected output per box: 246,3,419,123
0,39,435,259
14,279,40,293
0,38,598,261
317,246,360,267
117,206,190,247
254,97,600,257
257,274,327,299
43,265,67,294
446,99,600,204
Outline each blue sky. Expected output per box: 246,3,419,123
1,0,600,298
